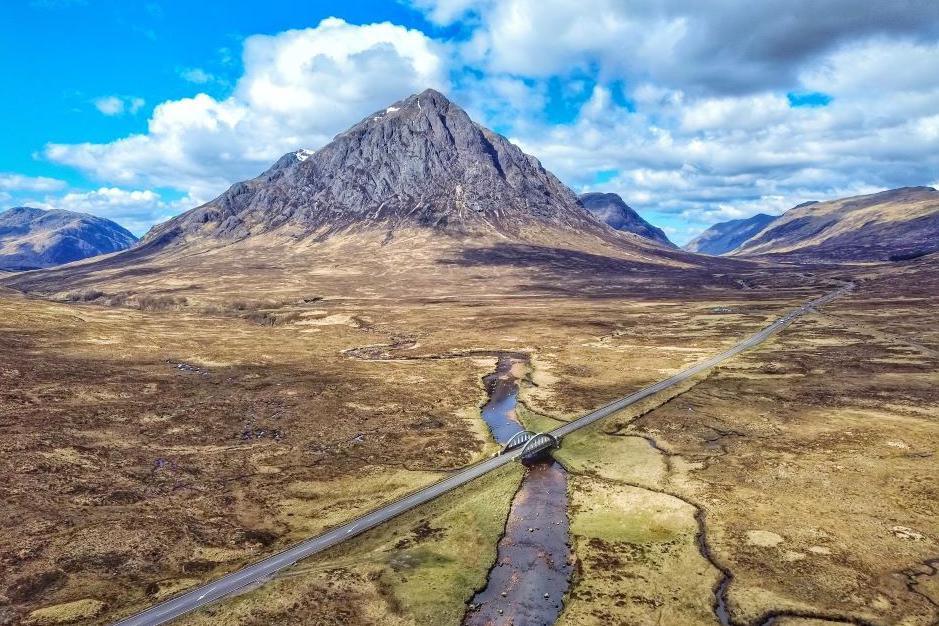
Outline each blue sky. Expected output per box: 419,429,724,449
3,1,939,243
0,1,433,185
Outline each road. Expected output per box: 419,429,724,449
114,284,852,626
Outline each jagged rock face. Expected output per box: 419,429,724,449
0,207,137,270
684,213,778,255
579,192,673,247
144,89,606,246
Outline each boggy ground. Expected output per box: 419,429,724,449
519,258,938,626
180,464,526,626
0,250,830,625
0,288,500,625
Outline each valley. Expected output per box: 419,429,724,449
3,259,936,625
0,87,936,626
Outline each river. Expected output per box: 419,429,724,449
464,355,572,626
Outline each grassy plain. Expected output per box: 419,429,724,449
180,464,524,626
517,258,939,626
2,243,934,624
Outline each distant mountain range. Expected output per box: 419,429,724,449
685,187,939,261
4,89,701,298
0,207,137,271
579,193,674,247
4,89,936,296
684,213,776,255
732,187,939,261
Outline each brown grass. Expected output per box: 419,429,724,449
2,246,931,624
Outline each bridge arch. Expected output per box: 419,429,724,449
518,432,560,460
502,430,536,454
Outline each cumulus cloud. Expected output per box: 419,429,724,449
39,187,190,235
406,0,939,242
417,0,939,94
55,187,162,215
49,18,448,202
510,35,939,241
0,173,66,192
93,95,146,116
37,6,939,243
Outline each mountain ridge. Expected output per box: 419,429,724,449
684,213,778,255
578,193,674,247
0,207,137,271
731,186,939,261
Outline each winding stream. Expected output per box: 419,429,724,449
464,355,572,626
342,335,898,625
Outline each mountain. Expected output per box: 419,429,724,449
141,88,610,248
4,89,711,300
732,187,939,261
578,193,674,247
684,213,778,255
0,207,137,271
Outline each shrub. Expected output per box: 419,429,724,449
242,311,276,326
241,310,302,326
64,289,105,302
135,294,188,311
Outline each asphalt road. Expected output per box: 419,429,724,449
114,284,852,626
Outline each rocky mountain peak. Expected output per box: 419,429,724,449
142,89,609,246
578,193,674,247
342,88,457,132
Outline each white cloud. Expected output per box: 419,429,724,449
802,39,939,97
56,187,162,215
36,7,939,245
94,96,125,116
510,35,939,243
93,95,145,116
0,173,66,192
38,187,190,236
679,94,790,132
49,18,448,202
418,0,939,94
180,67,215,84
